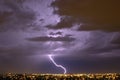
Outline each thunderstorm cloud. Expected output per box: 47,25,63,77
0,0,120,73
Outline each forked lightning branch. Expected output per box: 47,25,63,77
48,54,67,74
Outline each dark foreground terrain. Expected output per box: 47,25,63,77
0,73,120,80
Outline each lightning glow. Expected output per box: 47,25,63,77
48,54,67,74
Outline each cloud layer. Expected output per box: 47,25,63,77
0,0,120,73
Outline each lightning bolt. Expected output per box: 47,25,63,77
48,54,67,74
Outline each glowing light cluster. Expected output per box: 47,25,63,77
48,54,67,74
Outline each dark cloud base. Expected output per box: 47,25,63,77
26,36,75,42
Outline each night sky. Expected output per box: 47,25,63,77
0,0,120,74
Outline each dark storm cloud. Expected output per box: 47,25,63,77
78,24,120,32
46,16,78,29
0,0,120,73
61,31,120,59
76,45,120,57
26,36,75,42
50,0,120,31
111,35,120,44
0,0,35,32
